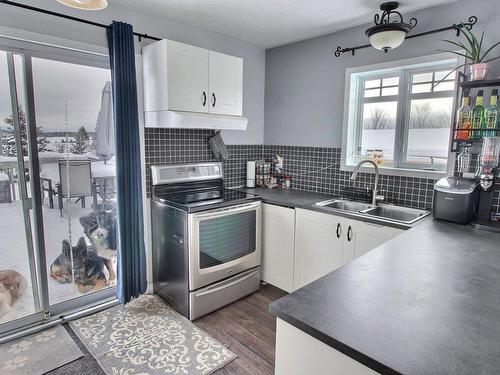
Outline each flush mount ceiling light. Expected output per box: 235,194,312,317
57,0,108,10
335,3,477,58
365,2,417,53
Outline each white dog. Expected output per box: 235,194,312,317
0,270,28,318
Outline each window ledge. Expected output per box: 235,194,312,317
340,163,446,180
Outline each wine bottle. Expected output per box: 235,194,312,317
456,95,472,140
471,90,485,140
485,89,499,137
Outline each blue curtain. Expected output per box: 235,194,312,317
107,21,147,304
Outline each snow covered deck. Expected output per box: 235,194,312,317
0,197,115,325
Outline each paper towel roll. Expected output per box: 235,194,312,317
246,161,256,187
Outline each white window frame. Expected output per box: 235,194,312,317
341,52,462,179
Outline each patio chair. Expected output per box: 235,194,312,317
41,177,56,208
57,160,92,217
0,172,12,203
92,176,116,210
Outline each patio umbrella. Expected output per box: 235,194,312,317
95,81,115,161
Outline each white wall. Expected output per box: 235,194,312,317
264,0,500,147
0,0,266,144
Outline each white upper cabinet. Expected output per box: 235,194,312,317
143,39,246,129
209,51,243,116
167,40,209,113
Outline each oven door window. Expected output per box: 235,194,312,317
199,210,256,269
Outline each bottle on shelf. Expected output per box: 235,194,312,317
471,90,486,140
457,145,471,174
456,94,472,141
485,89,499,137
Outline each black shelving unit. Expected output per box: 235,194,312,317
459,78,500,89
450,75,500,152
452,129,500,147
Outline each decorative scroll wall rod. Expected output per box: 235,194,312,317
335,16,477,57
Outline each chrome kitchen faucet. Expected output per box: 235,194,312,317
350,159,384,205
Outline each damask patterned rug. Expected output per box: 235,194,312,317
69,294,237,375
0,325,83,375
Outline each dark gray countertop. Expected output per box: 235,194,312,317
236,187,334,208
270,218,500,375
236,187,414,229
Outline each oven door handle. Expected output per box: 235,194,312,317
192,201,261,220
193,268,259,298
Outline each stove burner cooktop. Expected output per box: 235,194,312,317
151,163,260,212
154,187,260,212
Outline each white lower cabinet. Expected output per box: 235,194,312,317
261,203,296,292
341,217,357,264
354,221,404,258
293,208,404,291
293,209,344,290
261,204,405,292
275,318,378,375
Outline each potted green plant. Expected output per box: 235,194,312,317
439,27,500,80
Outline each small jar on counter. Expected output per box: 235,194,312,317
269,174,277,188
284,175,291,189
374,149,384,165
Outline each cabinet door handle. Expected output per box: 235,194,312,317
336,222,341,238
212,93,216,107
347,225,353,242
202,91,207,106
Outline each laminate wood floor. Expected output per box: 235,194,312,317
194,283,287,375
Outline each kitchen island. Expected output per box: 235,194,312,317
270,217,500,374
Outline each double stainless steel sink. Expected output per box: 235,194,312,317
315,199,430,225
317,200,373,212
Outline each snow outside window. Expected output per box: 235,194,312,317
342,54,459,178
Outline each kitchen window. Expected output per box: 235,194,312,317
341,54,460,178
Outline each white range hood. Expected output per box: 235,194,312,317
144,110,248,130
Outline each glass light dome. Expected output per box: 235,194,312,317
368,29,407,52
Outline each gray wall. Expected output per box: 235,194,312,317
264,0,500,147
0,0,265,144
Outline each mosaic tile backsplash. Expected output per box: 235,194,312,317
144,129,500,213
144,128,262,196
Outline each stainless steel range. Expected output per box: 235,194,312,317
151,162,262,320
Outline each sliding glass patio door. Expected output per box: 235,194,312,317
0,41,117,336
0,50,45,333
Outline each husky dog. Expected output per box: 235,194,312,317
50,238,108,293
80,210,117,282
0,270,28,318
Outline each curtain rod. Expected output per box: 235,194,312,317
0,0,161,42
